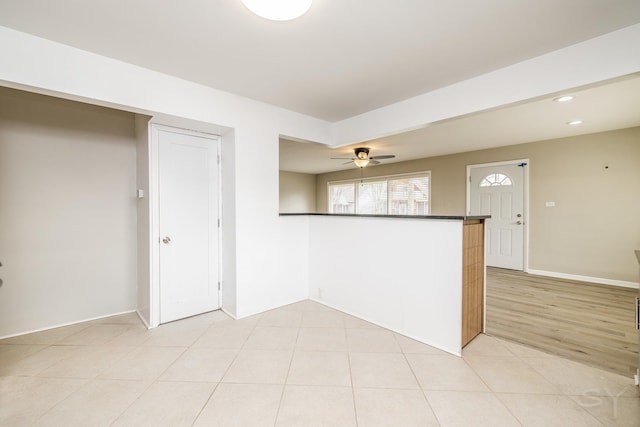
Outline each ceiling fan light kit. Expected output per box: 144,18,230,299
331,147,396,169
354,158,370,168
241,0,313,21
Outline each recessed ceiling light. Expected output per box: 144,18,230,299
554,95,574,103
567,120,583,126
241,0,313,21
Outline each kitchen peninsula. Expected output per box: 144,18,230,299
281,213,489,355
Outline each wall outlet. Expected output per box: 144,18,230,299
545,201,555,207
317,288,323,299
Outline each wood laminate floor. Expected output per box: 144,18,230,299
486,267,639,377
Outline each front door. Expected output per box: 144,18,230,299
158,128,220,323
468,162,526,270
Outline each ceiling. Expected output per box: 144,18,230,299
280,75,640,173
1,1,639,122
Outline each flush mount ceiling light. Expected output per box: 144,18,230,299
241,0,312,21
567,120,583,126
554,95,575,103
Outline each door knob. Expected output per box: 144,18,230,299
162,236,171,244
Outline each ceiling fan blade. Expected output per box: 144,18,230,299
331,157,355,160
369,159,380,165
370,155,395,160
342,161,354,165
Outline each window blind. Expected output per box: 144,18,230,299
328,172,430,215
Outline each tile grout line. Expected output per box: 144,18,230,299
110,314,234,426
15,321,143,426
462,336,574,427
461,343,527,425
164,313,258,426
107,325,193,427
269,313,301,427
394,332,443,427
347,334,361,427
190,313,266,425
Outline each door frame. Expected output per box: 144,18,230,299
466,159,530,272
149,124,222,328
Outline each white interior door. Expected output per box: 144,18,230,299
158,128,219,324
468,162,525,270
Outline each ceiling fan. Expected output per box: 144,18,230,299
331,147,396,168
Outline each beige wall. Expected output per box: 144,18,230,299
316,127,640,283
279,171,317,213
0,87,138,337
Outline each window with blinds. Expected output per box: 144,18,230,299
327,172,430,215
328,182,355,214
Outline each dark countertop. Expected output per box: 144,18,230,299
279,213,490,221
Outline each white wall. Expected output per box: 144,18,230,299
135,114,151,326
220,129,238,318
279,171,317,213
0,87,138,337
308,216,464,355
232,124,309,317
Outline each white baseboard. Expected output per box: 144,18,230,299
526,269,638,289
221,308,238,320
308,297,461,357
223,297,309,321
136,310,151,329
0,309,138,340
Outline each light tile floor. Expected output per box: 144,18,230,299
1,300,638,426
